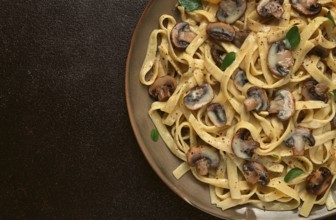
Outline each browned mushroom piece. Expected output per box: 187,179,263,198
171,22,197,49
284,126,315,156
186,145,220,176
331,116,336,129
302,79,330,103
243,161,270,186
306,167,333,196
232,69,248,91
231,128,259,159
268,90,295,121
207,103,227,127
244,87,269,112
216,0,247,24
257,0,284,19
148,76,177,101
184,84,214,110
268,41,294,78
206,22,236,42
308,45,330,59
290,0,322,16
211,44,226,67
233,29,251,48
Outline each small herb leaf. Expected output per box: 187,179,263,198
151,128,159,142
284,168,304,183
220,52,236,71
178,0,202,12
285,26,301,50
327,11,336,27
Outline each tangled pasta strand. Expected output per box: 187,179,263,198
140,0,336,217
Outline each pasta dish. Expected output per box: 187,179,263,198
139,0,336,217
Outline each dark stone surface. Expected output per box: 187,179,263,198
0,0,218,219
0,1,334,220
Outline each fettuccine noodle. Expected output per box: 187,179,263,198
140,0,336,217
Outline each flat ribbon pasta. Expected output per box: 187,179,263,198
140,0,336,217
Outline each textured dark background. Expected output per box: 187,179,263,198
0,0,219,219
0,0,334,220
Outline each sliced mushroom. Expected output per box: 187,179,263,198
306,167,333,196
257,0,284,19
233,29,251,48
284,126,315,156
231,128,259,159
206,22,236,42
302,79,329,103
244,87,269,112
186,145,220,176
243,161,270,186
331,116,336,129
290,0,322,16
184,84,214,110
148,76,177,101
207,103,227,127
171,22,197,49
233,69,248,91
216,0,247,24
268,90,295,120
308,45,330,59
268,41,294,78
211,44,226,67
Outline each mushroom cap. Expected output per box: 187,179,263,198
243,87,269,112
302,79,329,103
268,90,295,121
207,103,227,127
216,0,247,24
231,128,259,159
290,0,322,16
233,29,251,48
148,76,177,101
186,145,220,176
257,0,284,19
171,22,197,49
232,69,248,91
267,41,294,78
184,83,214,110
243,161,270,186
284,126,315,156
211,44,226,67
306,167,333,196
206,22,236,42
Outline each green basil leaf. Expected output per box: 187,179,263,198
327,11,336,27
220,52,236,71
151,128,159,142
284,168,304,183
178,0,202,12
285,26,301,50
